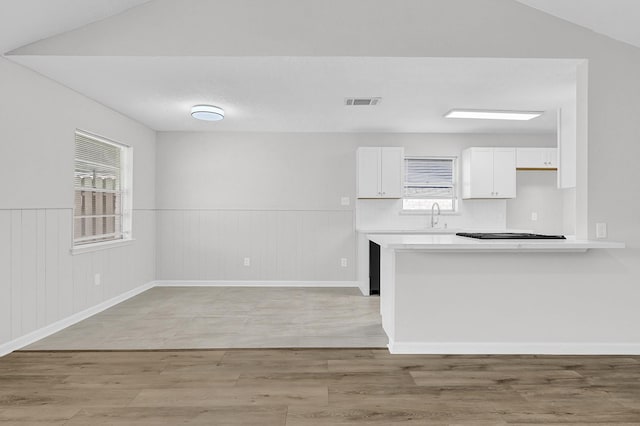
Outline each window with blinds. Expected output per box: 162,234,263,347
403,157,457,211
74,131,130,246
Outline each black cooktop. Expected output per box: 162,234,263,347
456,232,566,240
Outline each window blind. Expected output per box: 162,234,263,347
404,158,454,198
74,131,123,245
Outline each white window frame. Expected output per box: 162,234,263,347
72,130,133,253
402,156,458,213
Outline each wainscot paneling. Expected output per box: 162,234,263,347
0,209,155,348
156,209,355,282
0,211,11,343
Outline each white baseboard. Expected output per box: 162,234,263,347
388,341,640,355
0,281,155,357
154,280,359,288
357,279,369,296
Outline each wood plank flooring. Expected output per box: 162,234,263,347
1,349,639,425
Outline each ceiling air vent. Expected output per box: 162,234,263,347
345,97,381,106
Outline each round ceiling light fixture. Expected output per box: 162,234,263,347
191,104,225,121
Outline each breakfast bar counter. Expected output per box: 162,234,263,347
368,233,624,252
363,232,627,355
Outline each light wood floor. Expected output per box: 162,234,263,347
1,349,639,425
26,287,387,350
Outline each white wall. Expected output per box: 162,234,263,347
506,171,566,235
563,187,577,236
156,132,356,281
0,57,156,348
156,132,354,211
156,132,556,281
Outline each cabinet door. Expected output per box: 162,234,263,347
516,148,557,169
516,148,545,168
357,147,381,198
468,148,494,198
493,148,516,198
379,147,404,198
544,148,558,168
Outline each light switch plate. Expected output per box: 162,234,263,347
340,197,350,206
531,212,538,221
596,223,607,239
340,258,348,267
243,257,251,266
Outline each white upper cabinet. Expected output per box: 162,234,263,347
357,147,380,198
379,148,404,198
465,147,494,198
493,148,517,197
357,147,404,198
516,147,557,169
462,147,516,199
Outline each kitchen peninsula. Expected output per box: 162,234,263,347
368,233,625,355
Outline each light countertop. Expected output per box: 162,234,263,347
357,228,460,234
357,228,535,235
367,233,625,252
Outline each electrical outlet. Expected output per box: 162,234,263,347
243,257,251,267
94,273,101,286
340,196,350,206
531,212,538,221
340,258,348,268
596,223,607,239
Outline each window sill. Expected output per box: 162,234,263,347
399,210,460,216
71,238,135,255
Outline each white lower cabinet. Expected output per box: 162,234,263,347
462,147,516,199
516,147,557,169
357,147,404,198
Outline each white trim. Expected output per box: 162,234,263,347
154,280,359,288
399,209,460,216
357,280,368,296
70,238,134,255
74,129,133,250
388,341,640,355
0,281,154,357
75,128,130,149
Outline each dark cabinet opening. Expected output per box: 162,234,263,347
369,240,380,295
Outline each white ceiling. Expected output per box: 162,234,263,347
0,0,150,54
2,1,637,55
10,1,629,133
10,56,578,133
516,0,640,49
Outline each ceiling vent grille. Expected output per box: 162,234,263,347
345,97,381,106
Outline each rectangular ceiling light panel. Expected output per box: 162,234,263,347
345,97,381,106
445,109,543,120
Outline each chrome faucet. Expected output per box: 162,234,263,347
430,202,440,228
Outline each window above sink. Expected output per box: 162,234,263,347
402,156,457,212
